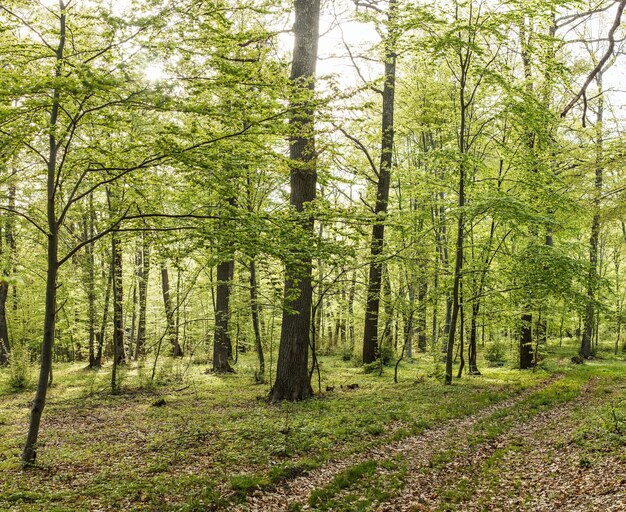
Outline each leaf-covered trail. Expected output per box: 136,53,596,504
377,375,626,511
239,374,579,511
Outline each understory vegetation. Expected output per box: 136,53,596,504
1,339,625,511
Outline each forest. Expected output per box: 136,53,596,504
1,0,626,510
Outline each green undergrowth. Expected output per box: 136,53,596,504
0,342,622,511
307,458,407,511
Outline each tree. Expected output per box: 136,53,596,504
362,0,399,365
270,0,321,402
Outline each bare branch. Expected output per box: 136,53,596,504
561,0,626,118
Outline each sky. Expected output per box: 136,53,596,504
34,0,625,126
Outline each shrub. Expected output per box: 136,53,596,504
7,344,32,391
485,341,507,367
379,344,394,365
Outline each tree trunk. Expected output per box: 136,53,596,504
111,233,125,365
0,186,16,365
95,268,112,366
22,4,65,467
581,73,604,359
362,0,397,364
212,259,234,372
249,259,265,378
86,194,97,367
111,232,124,393
135,238,150,359
348,271,356,348
417,276,427,352
270,0,320,402
162,266,183,358
468,301,481,374
520,311,534,369
445,40,468,384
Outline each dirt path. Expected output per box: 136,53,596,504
376,377,612,512
392,376,626,512
238,375,565,511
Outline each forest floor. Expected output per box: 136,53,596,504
0,341,625,511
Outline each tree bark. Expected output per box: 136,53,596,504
249,258,265,378
162,265,183,358
417,276,427,352
22,2,65,467
581,73,604,359
95,268,112,366
362,0,397,364
269,0,320,402
135,238,150,358
111,232,124,393
86,194,97,367
111,233,125,365
212,259,234,372
520,311,534,369
468,301,481,374
0,186,16,365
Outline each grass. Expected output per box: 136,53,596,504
0,339,623,511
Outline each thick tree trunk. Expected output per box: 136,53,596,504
212,259,234,372
162,266,183,358
362,0,397,364
270,0,320,402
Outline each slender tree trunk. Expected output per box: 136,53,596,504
0,275,9,365
348,272,356,348
162,266,183,358
468,301,481,374
135,238,149,359
111,233,125,366
22,3,65,467
270,0,320,402
417,276,427,352
362,0,397,364
445,39,468,384
129,248,139,359
0,230,9,365
457,283,465,378
403,275,415,359
96,268,112,366
581,73,604,359
0,186,16,365
111,232,124,393
439,202,452,354
520,311,534,369
86,194,97,367
249,258,265,378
